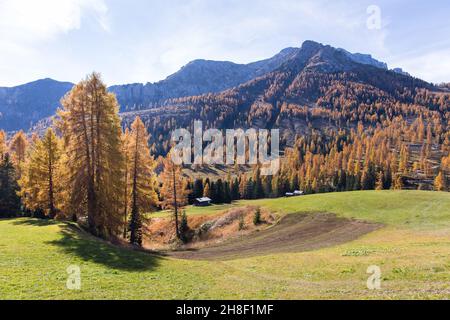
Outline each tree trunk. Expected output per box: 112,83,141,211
172,165,180,239
123,163,128,239
48,138,55,218
130,128,140,245
80,94,96,235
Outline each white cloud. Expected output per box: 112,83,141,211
0,0,109,42
391,48,450,84
0,0,448,86
0,0,109,85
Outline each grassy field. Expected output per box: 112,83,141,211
1,190,449,299
246,190,450,229
158,190,450,229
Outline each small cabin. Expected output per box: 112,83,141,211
286,191,304,197
285,192,294,197
194,197,212,207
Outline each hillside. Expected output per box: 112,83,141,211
122,40,445,153
119,41,448,190
0,79,73,131
1,191,449,299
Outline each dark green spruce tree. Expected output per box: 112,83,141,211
193,179,204,199
231,177,240,200
0,154,21,217
223,181,232,204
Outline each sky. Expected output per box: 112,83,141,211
0,0,449,87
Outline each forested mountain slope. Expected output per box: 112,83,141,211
119,41,449,190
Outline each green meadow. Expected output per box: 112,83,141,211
1,190,449,300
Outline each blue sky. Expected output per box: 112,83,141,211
0,0,449,86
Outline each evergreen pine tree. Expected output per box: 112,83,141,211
0,154,21,217
338,170,347,191
253,168,264,199
383,167,392,190
263,175,273,198
290,173,300,192
210,181,217,203
231,177,240,200
223,181,232,204
253,207,261,225
193,179,204,199
271,174,280,197
361,163,376,190
215,179,224,204
185,179,195,204
179,210,189,243
244,178,254,199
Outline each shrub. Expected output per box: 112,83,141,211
253,208,261,225
180,210,189,243
238,215,245,231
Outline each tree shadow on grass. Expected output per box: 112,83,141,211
12,218,58,227
46,225,161,272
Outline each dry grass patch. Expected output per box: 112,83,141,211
144,206,275,250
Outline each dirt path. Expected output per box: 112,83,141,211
167,213,382,260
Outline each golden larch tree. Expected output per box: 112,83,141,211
393,174,404,190
375,171,384,190
9,130,28,174
58,72,124,238
126,116,158,246
18,128,62,217
159,152,188,240
434,172,446,191
0,130,7,159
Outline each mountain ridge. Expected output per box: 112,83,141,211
1,46,303,131
0,41,434,133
